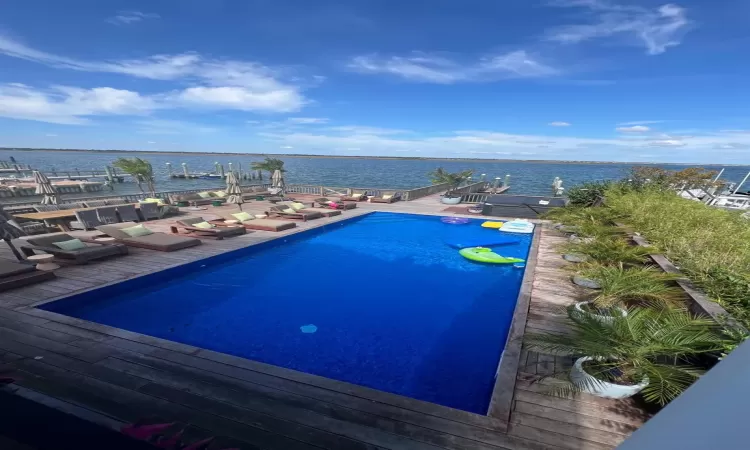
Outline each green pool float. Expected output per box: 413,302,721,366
459,247,525,264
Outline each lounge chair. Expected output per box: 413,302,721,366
278,201,342,218
0,260,56,292
22,233,128,264
240,186,270,200
341,192,368,202
70,209,103,231
82,200,108,208
370,192,402,203
96,222,202,252
96,206,120,224
116,204,140,222
33,205,60,212
138,201,162,220
106,197,129,206
267,205,323,221
168,192,226,206
313,198,358,210
211,212,296,232
175,217,247,240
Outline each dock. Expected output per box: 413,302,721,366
0,197,646,449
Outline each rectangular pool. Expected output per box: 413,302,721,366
41,212,533,414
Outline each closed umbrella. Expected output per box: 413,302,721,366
0,204,26,261
33,171,58,205
225,172,244,211
271,169,285,196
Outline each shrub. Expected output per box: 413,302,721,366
564,236,651,266
567,181,612,206
605,188,750,328
578,263,683,309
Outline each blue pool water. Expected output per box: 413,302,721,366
42,212,533,413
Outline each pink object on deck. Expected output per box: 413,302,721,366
121,422,175,440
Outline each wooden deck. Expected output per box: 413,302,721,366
0,197,648,449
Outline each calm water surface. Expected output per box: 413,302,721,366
2,149,748,197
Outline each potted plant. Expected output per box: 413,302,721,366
571,263,683,322
428,168,473,205
525,308,725,404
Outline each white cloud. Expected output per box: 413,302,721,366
172,86,304,112
549,121,571,127
287,117,328,124
45,133,57,137
136,119,218,135
147,141,156,144
648,139,686,147
617,120,665,126
348,50,558,83
547,1,690,55
0,35,308,113
616,125,651,132
0,83,158,124
106,11,160,25
280,145,294,149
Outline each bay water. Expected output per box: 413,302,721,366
2,149,748,198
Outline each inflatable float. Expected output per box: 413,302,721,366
500,219,535,234
481,221,505,229
441,217,470,224
459,247,525,264
445,237,520,249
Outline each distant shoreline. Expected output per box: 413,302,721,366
0,147,744,167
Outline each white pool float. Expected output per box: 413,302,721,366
500,219,535,234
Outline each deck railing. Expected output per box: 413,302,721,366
401,182,451,201
461,193,490,204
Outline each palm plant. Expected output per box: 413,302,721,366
525,307,726,406
112,157,156,197
563,236,651,266
251,157,285,178
428,168,473,197
578,263,684,309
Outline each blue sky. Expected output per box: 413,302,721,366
0,0,748,163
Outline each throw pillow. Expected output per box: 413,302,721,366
121,224,154,237
52,238,87,251
197,192,212,199
291,202,306,211
282,207,296,214
213,191,227,198
192,221,215,229
232,212,253,221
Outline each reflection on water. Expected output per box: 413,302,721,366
2,149,749,198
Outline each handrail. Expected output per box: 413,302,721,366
401,182,451,201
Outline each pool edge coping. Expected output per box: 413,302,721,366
486,223,541,422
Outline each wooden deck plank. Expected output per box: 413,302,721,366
7,359,320,450
99,356,527,450
70,338,538,450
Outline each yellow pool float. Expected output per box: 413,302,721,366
481,221,504,229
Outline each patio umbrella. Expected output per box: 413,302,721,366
0,204,26,261
33,170,59,204
271,169,285,195
225,171,245,211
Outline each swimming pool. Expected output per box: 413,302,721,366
41,212,533,414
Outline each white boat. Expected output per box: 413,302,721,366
500,219,535,234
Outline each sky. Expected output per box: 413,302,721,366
0,0,749,163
